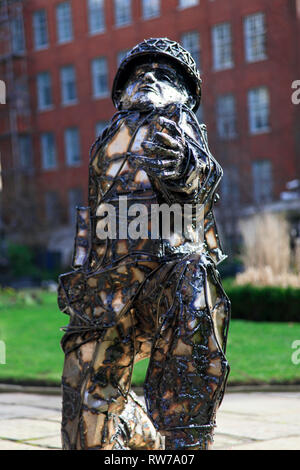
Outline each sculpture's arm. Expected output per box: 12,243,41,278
138,116,218,206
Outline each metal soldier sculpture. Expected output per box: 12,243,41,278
58,38,230,451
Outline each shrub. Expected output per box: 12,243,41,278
225,283,300,322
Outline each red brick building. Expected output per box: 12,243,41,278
1,0,300,264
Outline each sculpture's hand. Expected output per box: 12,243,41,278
139,117,186,180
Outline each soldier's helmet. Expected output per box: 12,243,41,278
112,37,202,112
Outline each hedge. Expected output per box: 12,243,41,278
224,284,300,322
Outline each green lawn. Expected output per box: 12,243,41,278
0,289,299,386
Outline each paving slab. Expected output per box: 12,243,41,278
0,418,60,441
229,436,300,450
0,391,299,450
0,439,49,450
23,434,62,449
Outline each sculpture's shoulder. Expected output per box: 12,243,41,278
89,112,131,176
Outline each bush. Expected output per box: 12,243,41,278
7,243,40,278
225,283,300,322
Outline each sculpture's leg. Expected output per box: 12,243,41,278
59,273,164,450
143,257,230,450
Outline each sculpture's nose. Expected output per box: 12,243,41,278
143,71,156,83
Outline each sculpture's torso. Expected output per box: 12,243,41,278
88,106,224,267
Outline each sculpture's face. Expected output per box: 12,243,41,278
119,61,190,110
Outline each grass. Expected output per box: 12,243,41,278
0,289,300,386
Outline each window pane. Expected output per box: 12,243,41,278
252,160,272,204
60,65,77,104
65,128,81,166
114,0,131,27
179,0,199,8
92,57,108,97
37,72,52,110
181,31,200,68
142,0,160,19
117,49,130,66
56,2,73,43
41,132,57,169
216,94,237,139
45,191,60,223
68,187,84,225
248,87,270,134
33,10,48,49
11,15,25,53
196,104,204,123
212,23,233,70
95,120,108,138
88,0,105,33
244,13,266,62
221,167,240,206
19,135,33,169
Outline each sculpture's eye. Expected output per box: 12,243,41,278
157,71,173,83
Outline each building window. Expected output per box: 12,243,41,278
88,0,105,34
37,72,53,110
142,0,160,19
114,0,131,27
45,191,60,223
68,187,84,225
117,49,130,66
95,120,108,138
91,57,108,98
19,135,33,169
252,160,273,204
41,132,57,170
178,0,199,9
221,167,240,206
244,12,267,63
64,128,81,166
248,87,270,134
56,2,73,44
212,23,233,71
60,65,77,104
181,31,200,69
196,104,204,123
216,94,237,140
10,14,25,53
33,10,48,50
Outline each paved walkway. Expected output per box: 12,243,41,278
0,391,299,450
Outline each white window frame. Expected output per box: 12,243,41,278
216,94,237,140
88,0,105,34
181,31,200,69
252,160,273,204
33,9,48,50
56,2,73,44
60,65,77,105
248,87,270,134
212,22,233,71
244,12,267,63
37,72,53,111
91,57,109,98
64,127,81,167
41,132,57,170
142,0,160,20
114,0,131,27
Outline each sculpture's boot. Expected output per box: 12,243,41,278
162,425,215,450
